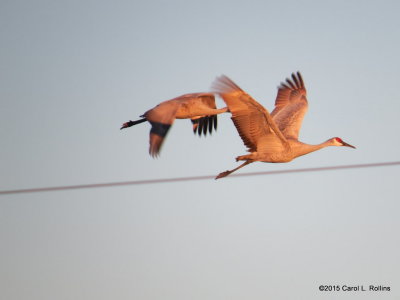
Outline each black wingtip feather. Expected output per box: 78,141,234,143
291,73,300,88
297,71,304,88
285,77,296,89
202,117,208,135
279,71,305,91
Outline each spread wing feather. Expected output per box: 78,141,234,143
271,72,308,140
212,75,288,153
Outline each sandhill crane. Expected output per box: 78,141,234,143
213,72,355,179
121,93,228,157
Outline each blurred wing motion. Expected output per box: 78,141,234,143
121,93,228,157
212,75,289,154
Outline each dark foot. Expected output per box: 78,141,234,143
215,170,231,180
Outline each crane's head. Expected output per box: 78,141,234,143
331,137,356,148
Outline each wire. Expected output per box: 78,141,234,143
1,161,399,195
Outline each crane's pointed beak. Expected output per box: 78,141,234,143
342,141,356,149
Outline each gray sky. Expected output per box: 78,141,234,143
1,0,399,299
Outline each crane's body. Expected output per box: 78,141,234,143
121,93,228,157
213,72,355,179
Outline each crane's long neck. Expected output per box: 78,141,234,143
293,140,333,158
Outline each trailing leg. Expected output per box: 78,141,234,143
215,160,253,179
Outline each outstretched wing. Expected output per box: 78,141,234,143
178,93,219,136
144,93,223,157
271,72,308,140
168,93,221,136
212,75,288,153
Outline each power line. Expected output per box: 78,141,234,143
1,161,399,196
